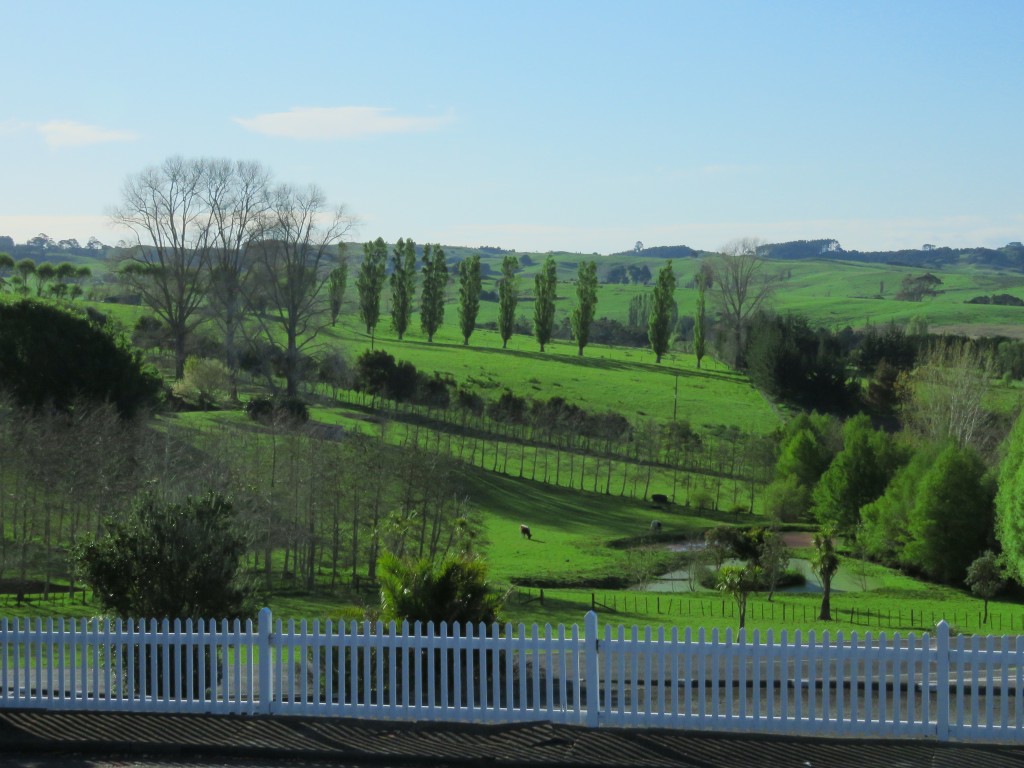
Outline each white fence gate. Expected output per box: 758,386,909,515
2,609,1022,742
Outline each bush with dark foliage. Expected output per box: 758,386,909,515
0,299,160,418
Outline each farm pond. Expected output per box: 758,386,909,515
638,556,882,594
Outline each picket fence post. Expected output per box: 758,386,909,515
935,620,949,741
258,607,273,714
584,611,600,728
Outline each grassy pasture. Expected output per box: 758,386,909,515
320,312,778,436
6,252,1024,635
471,252,1024,336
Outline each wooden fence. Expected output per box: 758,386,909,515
2,609,1022,742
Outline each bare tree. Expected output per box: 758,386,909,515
247,184,354,398
111,156,216,378
712,238,778,367
202,160,271,399
900,339,998,453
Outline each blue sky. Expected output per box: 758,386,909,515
1,0,1021,254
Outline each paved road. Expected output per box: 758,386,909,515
2,710,1024,768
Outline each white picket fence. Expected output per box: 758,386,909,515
2,609,1023,742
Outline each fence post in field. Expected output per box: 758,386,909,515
258,607,273,714
935,620,949,741
584,611,600,728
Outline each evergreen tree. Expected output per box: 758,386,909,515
77,492,258,621
648,261,677,363
457,254,482,345
628,293,653,328
0,252,14,289
533,255,558,352
858,443,939,566
812,414,906,534
328,251,348,326
569,260,598,356
904,442,993,585
497,255,519,349
420,244,448,342
0,299,160,419
694,264,710,368
390,238,417,340
357,238,388,346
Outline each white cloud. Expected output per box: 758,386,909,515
233,106,454,139
37,120,137,148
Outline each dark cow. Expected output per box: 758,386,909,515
520,524,532,540
651,493,669,504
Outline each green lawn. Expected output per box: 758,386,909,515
6,252,1024,636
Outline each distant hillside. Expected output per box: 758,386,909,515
0,238,109,265
608,244,700,260
760,239,1024,271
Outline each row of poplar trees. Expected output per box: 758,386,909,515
352,242,685,361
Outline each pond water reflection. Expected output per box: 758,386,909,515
638,557,881,594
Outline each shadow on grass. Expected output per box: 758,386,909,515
392,337,743,383
467,465,756,532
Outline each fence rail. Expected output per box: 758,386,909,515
2,609,1022,742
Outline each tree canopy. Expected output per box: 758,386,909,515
420,244,448,342
457,254,482,345
390,238,417,340
569,260,598,356
77,492,259,621
648,261,676,363
533,255,557,352
995,411,1024,585
812,414,905,534
497,255,519,349
0,300,160,419
357,237,388,341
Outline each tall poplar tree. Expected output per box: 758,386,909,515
420,244,448,342
693,263,711,368
390,238,417,340
497,255,519,349
357,237,388,346
457,254,482,345
648,261,677,363
533,255,558,352
328,250,348,326
569,260,598,356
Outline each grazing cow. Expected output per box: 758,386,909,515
651,493,669,504
520,524,532,540
650,520,662,533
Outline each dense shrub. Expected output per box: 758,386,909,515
0,299,160,418
244,395,309,424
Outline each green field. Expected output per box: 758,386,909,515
4,249,1024,636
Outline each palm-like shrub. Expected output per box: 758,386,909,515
379,553,503,632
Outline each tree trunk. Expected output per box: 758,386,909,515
174,327,187,379
819,576,832,620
